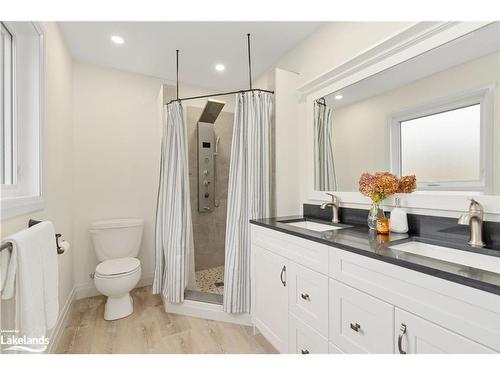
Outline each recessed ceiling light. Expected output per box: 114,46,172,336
111,35,124,45
215,64,226,72
335,94,343,100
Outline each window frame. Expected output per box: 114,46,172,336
388,86,495,193
1,22,15,186
1,22,44,219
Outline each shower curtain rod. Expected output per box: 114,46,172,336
167,88,274,106
167,33,274,106
316,97,327,106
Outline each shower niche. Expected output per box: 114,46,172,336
197,99,225,212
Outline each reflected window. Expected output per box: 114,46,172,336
401,104,481,184
390,88,493,193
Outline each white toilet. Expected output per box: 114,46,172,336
89,218,144,320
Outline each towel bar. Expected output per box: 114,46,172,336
0,219,65,254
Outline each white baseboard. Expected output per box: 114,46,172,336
47,286,75,354
164,298,252,326
74,273,153,300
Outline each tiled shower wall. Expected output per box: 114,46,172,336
187,106,234,271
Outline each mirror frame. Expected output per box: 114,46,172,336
298,21,500,221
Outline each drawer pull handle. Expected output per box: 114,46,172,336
398,323,407,354
280,265,286,287
350,323,361,332
300,293,310,301
301,349,310,354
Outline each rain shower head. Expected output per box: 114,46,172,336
198,99,225,124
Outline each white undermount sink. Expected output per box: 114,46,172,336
390,241,500,274
284,220,343,232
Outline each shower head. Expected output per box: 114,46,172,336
198,99,225,124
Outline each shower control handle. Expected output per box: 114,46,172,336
280,265,286,287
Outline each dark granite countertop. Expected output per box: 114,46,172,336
250,215,500,296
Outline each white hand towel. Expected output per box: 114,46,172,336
0,245,12,293
1,221,59,351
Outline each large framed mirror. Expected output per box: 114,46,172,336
303,22,500,218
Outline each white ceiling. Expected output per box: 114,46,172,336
58,22,321,91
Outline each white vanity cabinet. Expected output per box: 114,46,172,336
252,244,289,353
251,225,330,353
250,224,500,354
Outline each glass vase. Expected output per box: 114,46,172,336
367,202,385,230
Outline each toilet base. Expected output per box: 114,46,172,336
104,293,133,320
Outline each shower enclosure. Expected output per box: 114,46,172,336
186,99,234,302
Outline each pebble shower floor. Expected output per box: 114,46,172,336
195,266,225,295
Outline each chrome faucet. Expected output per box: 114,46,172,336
458,198,485,248
320,193,340,224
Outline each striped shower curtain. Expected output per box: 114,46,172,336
314,101,337,191
223,91,273,314
153,101,195,303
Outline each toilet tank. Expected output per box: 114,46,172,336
89,218,144,261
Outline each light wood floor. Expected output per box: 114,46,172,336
55,286,277,354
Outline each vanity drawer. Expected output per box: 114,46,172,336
330,279,394,353
289,314,329,354
251,224,329,275
288,262,329,336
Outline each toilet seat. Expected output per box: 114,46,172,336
95,257,140,279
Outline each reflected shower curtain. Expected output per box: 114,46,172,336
224,91,273,314
314,101,337,191
153,101,195,303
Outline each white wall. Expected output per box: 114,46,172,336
255,22,415,213
255,22,414,89
71,62,164,297
0,22,75,344
273,68,301,216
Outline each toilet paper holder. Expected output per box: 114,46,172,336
28,219,66,255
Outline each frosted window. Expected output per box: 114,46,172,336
400,104,481,184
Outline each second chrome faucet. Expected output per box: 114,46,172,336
458,198,485,248
320,193,340,224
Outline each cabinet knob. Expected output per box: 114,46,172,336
350,322,361,332
300,293,310,301
301,349,310,354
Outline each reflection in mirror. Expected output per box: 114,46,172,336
400,104,481,188
313,22,500,195
314,98,337,191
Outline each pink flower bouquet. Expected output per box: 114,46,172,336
359,172,416,203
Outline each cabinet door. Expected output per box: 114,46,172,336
252,245,289,353
395,308,495,354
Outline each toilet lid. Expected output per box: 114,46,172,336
96,257,140,277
